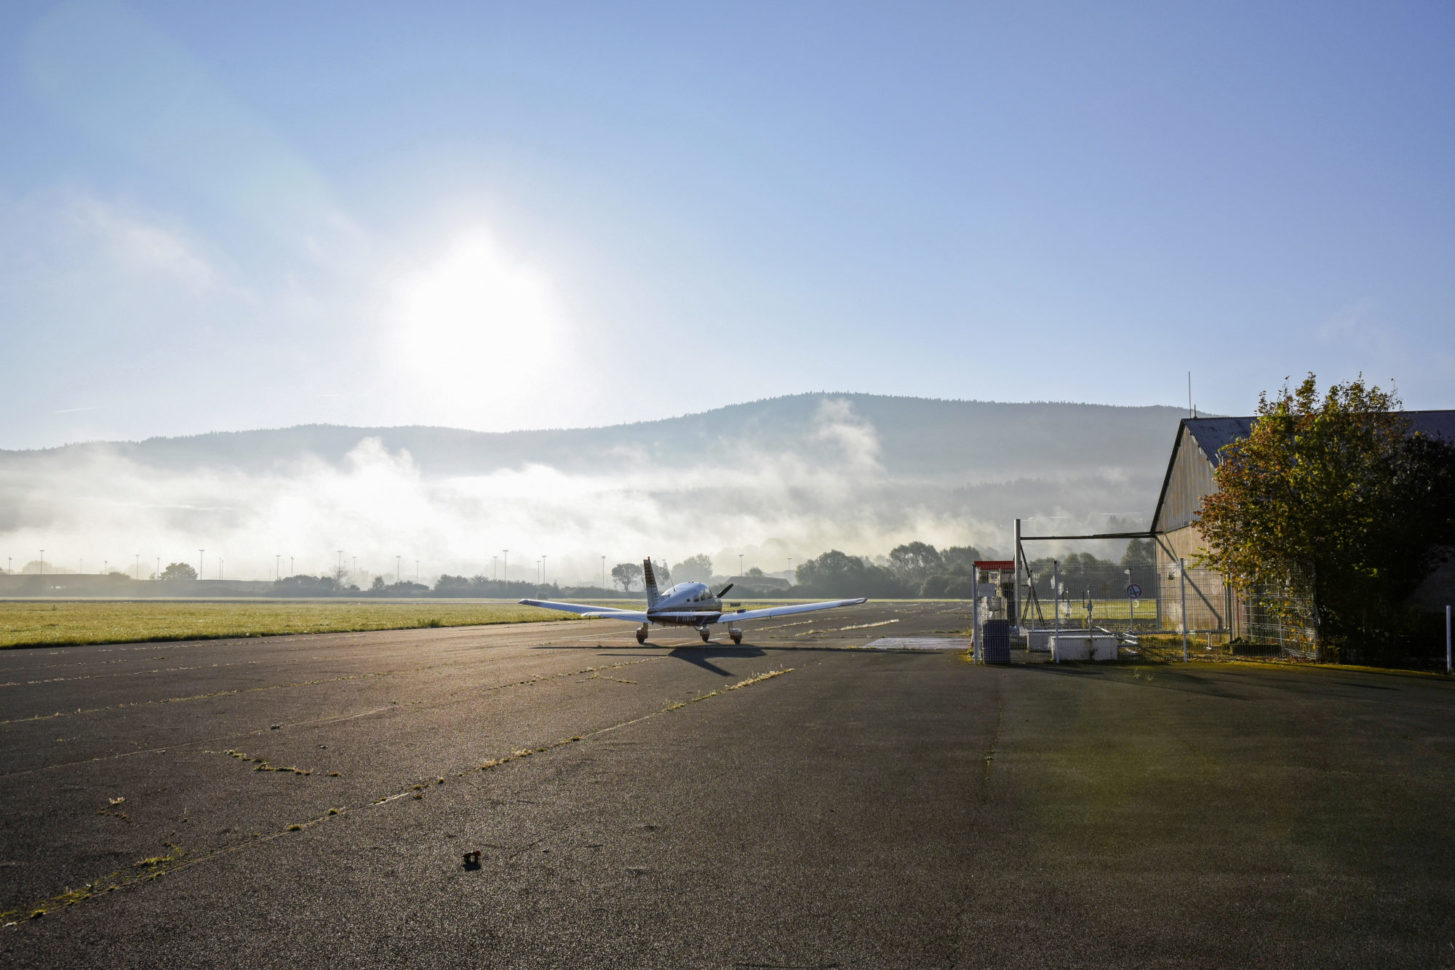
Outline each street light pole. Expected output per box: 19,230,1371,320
503,549,508,583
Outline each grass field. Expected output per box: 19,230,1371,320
1023,598,1154,624
0,600,579,649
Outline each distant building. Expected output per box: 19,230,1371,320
727,574,791,595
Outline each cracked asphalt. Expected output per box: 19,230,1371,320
3,601,1454,968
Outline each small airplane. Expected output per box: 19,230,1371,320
520,558,867,645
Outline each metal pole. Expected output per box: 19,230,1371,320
1052,560,1060,636
971,565,980,664
1013,518,1022,631
1179,558,1189,662
1446,605,1451,675
1126,568,1134,632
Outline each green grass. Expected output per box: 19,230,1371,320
0,600,577,649
1025,598,1154,623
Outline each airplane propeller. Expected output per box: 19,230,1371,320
715,583,734,598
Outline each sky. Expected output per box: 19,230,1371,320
2,0,1453,450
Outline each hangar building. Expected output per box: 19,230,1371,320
1148,411,1455,638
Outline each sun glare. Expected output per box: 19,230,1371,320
391,230,564,423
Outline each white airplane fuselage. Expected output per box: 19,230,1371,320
646,581,725,624
520,558,867,645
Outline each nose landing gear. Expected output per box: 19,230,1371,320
698,627,711,643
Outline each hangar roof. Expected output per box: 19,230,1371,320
1151,410,1455,535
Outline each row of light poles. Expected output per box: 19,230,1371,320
3,549,424,583
4,548,795,587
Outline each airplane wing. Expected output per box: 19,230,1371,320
714,597,868,624
519,599,650,623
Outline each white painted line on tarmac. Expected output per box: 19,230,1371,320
866,637,969,651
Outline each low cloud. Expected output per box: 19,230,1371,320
0,399,1161,583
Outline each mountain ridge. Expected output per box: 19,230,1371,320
0,394,1194,578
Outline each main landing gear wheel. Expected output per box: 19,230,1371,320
729,627,743,645
698,628,711,643
636,623,649,645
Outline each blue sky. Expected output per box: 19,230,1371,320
3,0,1452,449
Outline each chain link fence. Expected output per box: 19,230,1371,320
1018,553,1328,660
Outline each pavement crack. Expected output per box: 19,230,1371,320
980,678,1004,797
1,663,796,928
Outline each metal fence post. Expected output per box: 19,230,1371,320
972,578,980,664
1446,605,1451,675
1179,558,1188,662
1053,560,1060,637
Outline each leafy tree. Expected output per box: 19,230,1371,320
920,573,977,598
160,562,197,581
888,541,942,584
1120,539,1154,574
795,550,907,597
273,574,339,596
938,546,984,574
675,554,713,582
1196,374,1455,659
611,562,643,592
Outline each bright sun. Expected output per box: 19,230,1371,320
391,230,565,422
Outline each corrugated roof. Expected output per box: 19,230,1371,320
1187,411,1455,466
1183,417,1254,467
1408,411,1455,443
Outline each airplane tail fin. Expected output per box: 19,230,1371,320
643,558,661,609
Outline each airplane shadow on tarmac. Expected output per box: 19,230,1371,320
666,645,766,676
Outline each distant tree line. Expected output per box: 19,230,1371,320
25,545,1155,601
